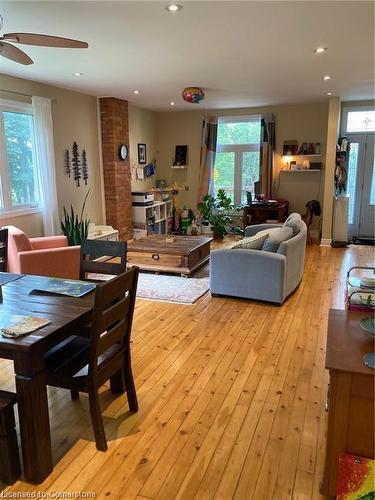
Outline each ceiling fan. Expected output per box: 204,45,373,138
0,14,88,65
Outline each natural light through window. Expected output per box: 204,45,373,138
346,110,375,132
0,101,41,213
370,159,375,205
347,143,359,224
213,116,261,205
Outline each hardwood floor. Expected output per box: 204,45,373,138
0,244,373,499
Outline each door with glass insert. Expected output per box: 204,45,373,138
346,133,375,239
358,134,374,238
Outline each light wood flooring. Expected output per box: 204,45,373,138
0,243,373,499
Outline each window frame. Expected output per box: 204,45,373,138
0,98,41,218
341,104,375,135
214,115,261,205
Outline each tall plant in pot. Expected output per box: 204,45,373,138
61,190,90,245
197,189,243,240
197,194,215,234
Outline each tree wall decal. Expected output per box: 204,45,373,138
64,149,71,178
81,149,89,186
71,141,81,187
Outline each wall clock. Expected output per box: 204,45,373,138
119,144,128,160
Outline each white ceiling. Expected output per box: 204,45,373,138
1,1,374,111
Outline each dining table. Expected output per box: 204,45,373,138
0,273,95,484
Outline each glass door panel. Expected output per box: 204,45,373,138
358,134,375,238
346,134,366,238
213,152,235,201
241,151,260,204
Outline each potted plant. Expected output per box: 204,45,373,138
61,190,90,245
197,194,215,234
197,189,243,240
210,212,232,239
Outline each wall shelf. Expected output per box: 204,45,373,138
284,154,324,157
281,169,322,173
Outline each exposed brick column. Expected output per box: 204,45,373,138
99,97,133,240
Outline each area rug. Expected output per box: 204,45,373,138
137,266,209,304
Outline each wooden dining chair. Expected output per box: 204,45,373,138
80,239,127,281
0,228,9,272
44,267,139,451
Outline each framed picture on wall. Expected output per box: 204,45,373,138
174,145,188,166
138,143,147,164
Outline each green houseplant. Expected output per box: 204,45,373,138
197,189,243,240
61,190,90,246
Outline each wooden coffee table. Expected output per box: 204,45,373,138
127,235,213,276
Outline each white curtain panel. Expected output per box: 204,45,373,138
32,96,59,236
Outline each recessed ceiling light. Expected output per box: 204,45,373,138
73,72,82,76
170,101,175,106
315,47,327,54
326,92,333,96
133,90,140,94
165,3,182,12
323,75,331,80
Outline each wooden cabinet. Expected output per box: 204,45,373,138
321,309,375,497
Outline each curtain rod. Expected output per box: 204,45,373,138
0,89,57,103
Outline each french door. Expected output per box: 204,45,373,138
346,133,375,239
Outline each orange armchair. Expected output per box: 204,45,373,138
4,226,80,279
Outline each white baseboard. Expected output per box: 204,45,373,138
320,238,332,246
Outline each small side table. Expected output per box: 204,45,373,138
321,309,375,497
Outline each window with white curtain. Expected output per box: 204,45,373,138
212,115,261,205
0,99,41,215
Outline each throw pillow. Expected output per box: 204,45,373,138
232,233,269,250
262,226,294,252
254,227,281,239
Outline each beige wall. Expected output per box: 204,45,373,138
156,103,329,229
128,104,158,193
0,74,104,237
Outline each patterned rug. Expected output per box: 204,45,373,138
137,266,209,304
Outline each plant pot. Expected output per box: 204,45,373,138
201,224,213,235
213,231,224,240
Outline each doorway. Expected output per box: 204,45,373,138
341,106,375,241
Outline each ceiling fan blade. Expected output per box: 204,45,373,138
3,33,88,48
0,42,33,65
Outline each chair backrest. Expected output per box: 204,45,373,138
2,226,32,274
80,239,127,280
89,267,139,374
0,228,8,272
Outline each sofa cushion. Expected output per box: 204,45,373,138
284,218,301,236
232,232,269,250
284,213,301,224
254,227,281,239
262,226,293,252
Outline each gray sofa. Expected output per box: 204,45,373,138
209,214,307,304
